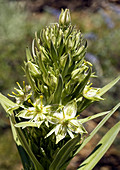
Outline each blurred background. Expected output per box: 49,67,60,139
0,0,120,169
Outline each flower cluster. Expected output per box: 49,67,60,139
9,9,104,145
8,81,32,104
1,8,119,170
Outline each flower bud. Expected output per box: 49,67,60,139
59,9,71,27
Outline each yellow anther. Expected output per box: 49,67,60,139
28,99,32,103
40,95,43,99
12,91,16,95
23,81,25,86
16,82,20,86
40,105,43,110
8,94,11,97
28,99,34,107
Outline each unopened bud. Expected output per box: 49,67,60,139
59,9,71,27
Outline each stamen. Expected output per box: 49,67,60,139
16,82,22,90
28,99,34,106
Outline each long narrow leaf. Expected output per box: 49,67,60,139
53,74,63,104
26,47,33,62
99,75,120,96
1,101,34,169
10,119,34,170
62,54,70,78
75,102,120,155
10,115,44,170
80,111,109,123
0,93,18,115
49,134,81,170
78,121,120,170
0,93,16,108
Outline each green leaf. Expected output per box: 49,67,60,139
49,134,81,170
50,40,58,62
78,121,120,170
32,39,36,59
26,47,33,62
77,99,93,113
10,119,34,170
10,115,44,170
62,54,70,78
0,93,16,107
37,50,47,76
52,74,63,104
80,110,109,123
75,102,120,155
58,35,64,57
99,75,120,96
0,93,17,115
25,63,39,96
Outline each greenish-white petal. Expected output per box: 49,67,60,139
64,100,77,118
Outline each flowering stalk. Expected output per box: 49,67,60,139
0,9,120,170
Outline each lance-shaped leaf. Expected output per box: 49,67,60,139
32,39,36,59
77,98,93,113
10,118,34,170
53,75,63,104
26,47,33,62
58,35,64,57
52,74,63,104
78,121,120,170
10,115,44,170
37,50,47,76
75,102,120,155
25,63,39,94
98,75,120,96
80,110,109,124
49,134,81,170
0,93,18,115
62,54,70,78
50,40,58,62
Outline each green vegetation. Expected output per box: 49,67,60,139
0,8,120,170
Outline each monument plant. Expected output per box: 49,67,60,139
0,9,120,170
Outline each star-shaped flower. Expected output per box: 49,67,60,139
83,85,103,101
15,96,51,128
45,100,87,144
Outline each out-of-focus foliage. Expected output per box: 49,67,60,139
0,128,21,170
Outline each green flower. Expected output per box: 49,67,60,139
8,81,32,104
46,100,87,144
59,8,71,27
15,96,51,128
83,84,104,101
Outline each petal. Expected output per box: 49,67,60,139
64,100,77,118
55,124,61,135
45,126,56,138
47,115,59,124
16,109,34,119
54,112,64,119
67,129,75,139
68,120,87,134
56,133,66,144
15,121,43,128
56,126,67,144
